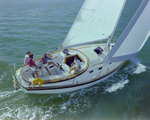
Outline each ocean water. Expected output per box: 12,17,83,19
0,0,150,120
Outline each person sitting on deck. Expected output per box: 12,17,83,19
28,54,38,78
24,51,31,65
68,56,81,75
39,53,60,76
28,54,38,86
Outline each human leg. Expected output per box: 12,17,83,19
45,66,52,76
74,68,80,74
30,67,38,78
75,67,81,74
68,68,72,75
28,81,32,86
48,62,59,68
74,68,78,74
28,71,38,86
68,67,76,75
34,70,38,78
32,71,38,78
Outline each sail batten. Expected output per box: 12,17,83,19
102,0,150,63
62,0,126,48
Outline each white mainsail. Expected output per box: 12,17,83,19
62,0,126,48
102,0,150,63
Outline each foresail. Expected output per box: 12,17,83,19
102,0,150,63
62,0,126,48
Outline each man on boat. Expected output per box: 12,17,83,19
29,54,38,78
24,51,31,65
69,56,81,75
39,53,59,76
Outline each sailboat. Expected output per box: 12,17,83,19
15,0,150,94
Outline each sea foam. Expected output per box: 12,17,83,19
105,79,129,93
123,60,146,75
0,90,21,98
133,62,146,74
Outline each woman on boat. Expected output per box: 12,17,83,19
24,51,31,65
28,54,38,78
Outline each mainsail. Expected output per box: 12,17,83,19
102,0,150,63
62,0,126,48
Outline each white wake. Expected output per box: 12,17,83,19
105,79,129,93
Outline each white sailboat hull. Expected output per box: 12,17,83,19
19,63,123,94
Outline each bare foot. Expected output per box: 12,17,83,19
28,82,32,86
31,73,35,78
49,73,52,76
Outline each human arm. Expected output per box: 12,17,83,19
51,56,57,60
70,62,75,67
39,57,44,63
39,59,42,63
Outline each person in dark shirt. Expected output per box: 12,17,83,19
39,53,59,76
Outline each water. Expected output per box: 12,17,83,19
0,0,150,119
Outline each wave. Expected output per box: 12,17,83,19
0,88,93,120
105,79,129,93
123,59,146,75
103,59,146,93
0,89,21,99
133,61,146,74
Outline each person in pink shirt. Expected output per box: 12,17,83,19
28,54,38,78
24,51,31,65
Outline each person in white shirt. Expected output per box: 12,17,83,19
24,51,31,65
68,56,81,75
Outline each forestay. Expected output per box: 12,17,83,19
102,0,150,63
62,0,126,48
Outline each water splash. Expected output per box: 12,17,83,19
105,79,129,93
0,105,52,120
133,62,146,74
103,59,145,93
123,60,146,75
0,89,21,99
0,89,93,120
